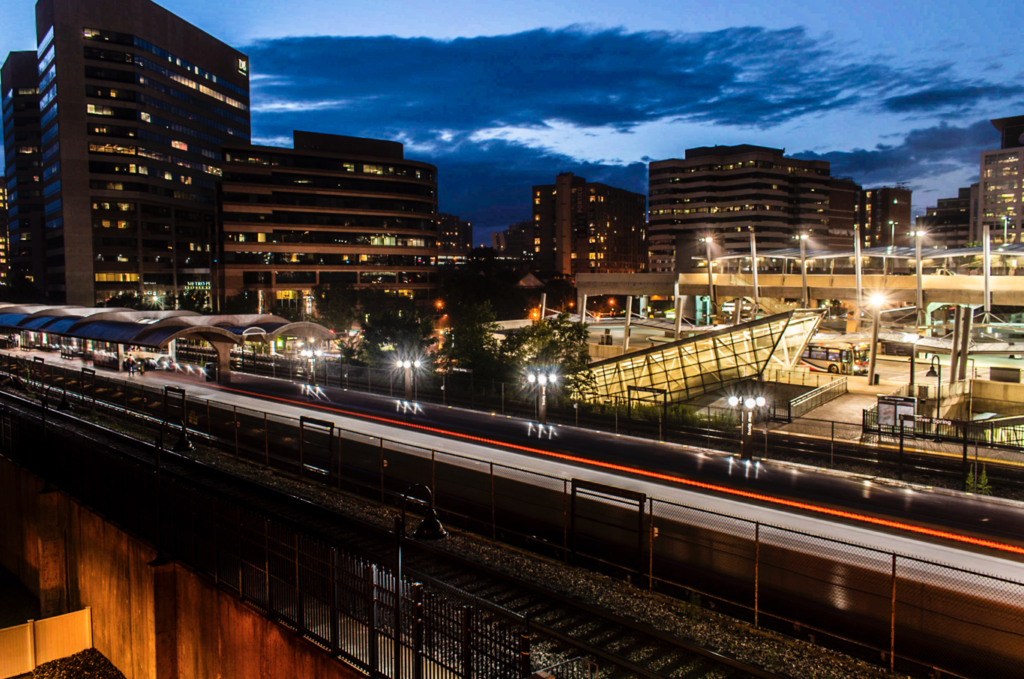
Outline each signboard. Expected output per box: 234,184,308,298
877,396,916,427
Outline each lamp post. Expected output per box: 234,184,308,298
867,293,885,387
795,233,809,308
699,236,715,317
526,370,558,425
728,394,767,460
888,219,897,247
396,359,423,401
925,355,942,403
912,229,926,328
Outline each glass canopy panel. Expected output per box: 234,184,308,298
588,311,821,403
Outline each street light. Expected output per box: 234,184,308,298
699,235,716,316
395,358,424,401
925,355,942,401
728,394,767,459
525,369,558,424
867,293,886,386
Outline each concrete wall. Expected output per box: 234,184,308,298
972,380,1024,416
0,457,362,679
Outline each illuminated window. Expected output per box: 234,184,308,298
87,104,114,116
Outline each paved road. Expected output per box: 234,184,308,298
11,349,1024,576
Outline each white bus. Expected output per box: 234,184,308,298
800,340,869,375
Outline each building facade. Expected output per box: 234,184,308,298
0,174,7,284
858,186,912,248
976,115,1024,245
648,146,830,273
491,220,535,264
825,178,862,250
436,212,472,265
2,52,44,290
531,172,646,277
219,131,438,313
4,0,251,306
917,187,972,249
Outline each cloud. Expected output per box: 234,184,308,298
882,84,1023,113
792,119,999,186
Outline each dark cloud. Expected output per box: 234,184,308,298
883,84,1023,113
242,26,1017,230
792,119,999,186
246,26,1013,137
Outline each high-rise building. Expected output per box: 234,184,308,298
825,178,862,250
858,186,912,248
531,172,646,277
3,0,251,305
648,146,830,273
976,114,1023,245
436,212,472,265
2,52,44,290
218,131,438,313
491,220,535,264
917,188,972,249
0,174,7,284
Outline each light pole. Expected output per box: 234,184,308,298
795,232,809,308
700,236,715,318
728,394,767,460
925,355,942,404
912,229,926,328
867,293,885,387
526,370,558,425
888,219,896,247
396,359,423,401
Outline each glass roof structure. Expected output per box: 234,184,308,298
588,310,822,404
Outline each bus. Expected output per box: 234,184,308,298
800,340,870,375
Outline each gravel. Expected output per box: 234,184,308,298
32,649,125,679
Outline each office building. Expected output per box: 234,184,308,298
2,52,44,289
0,175,7,284
437,212,472,265
976,114,1023,245
491,220,535,264
648,146,830,273
219,131,438,314
825,178,861,250
859,186,912,247
531,172,646,277
3,0,251,305
917,187,972,248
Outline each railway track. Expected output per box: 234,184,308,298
0,388,782,679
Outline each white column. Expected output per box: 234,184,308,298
854,227,864,317
623,295,633,352
540,292,547,320
915,232,924,327
579,294,587,322
749,230,759,319
673,296,683,341
983,222,992,317
800,235,809,308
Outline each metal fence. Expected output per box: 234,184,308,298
0,391,529,679
2,353,1023,678
788,376,848,420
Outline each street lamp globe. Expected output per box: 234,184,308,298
727,396,740,407
538,374,548,386
869,293,886,308
744,397,756,409
548,373,558,384
755,396,766,407
527,373,537,384
414,360,422,369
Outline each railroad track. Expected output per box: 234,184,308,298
0,388,781,679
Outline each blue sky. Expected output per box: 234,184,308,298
4,0,1023,244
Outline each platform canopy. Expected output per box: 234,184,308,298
588,310,822,404
704,243,1024,262
0,304,333,349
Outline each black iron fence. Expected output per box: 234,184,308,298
0,393,529,679
3,353,1023,678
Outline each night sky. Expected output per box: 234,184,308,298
4,0,1022,244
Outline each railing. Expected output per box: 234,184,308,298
763,367,846,388
3,353,1024,678
789,376,848,420
0,386,529,679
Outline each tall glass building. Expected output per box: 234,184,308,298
3,0,250,305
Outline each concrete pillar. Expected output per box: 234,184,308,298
579,294,587,322
37,488,69,618
209,340,235,384
166,340,177,362
673,296,683,341
958,310,972,382
639,295,649,318
540,292,547,320
623,295,633,352
116,344,125,372
949,306,962,385
151,557,178,679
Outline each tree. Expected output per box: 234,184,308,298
358,307,436,369
311,282,358,334
177,290,210,312
500,311,595,399
103,292,147,310
437,301,502,380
